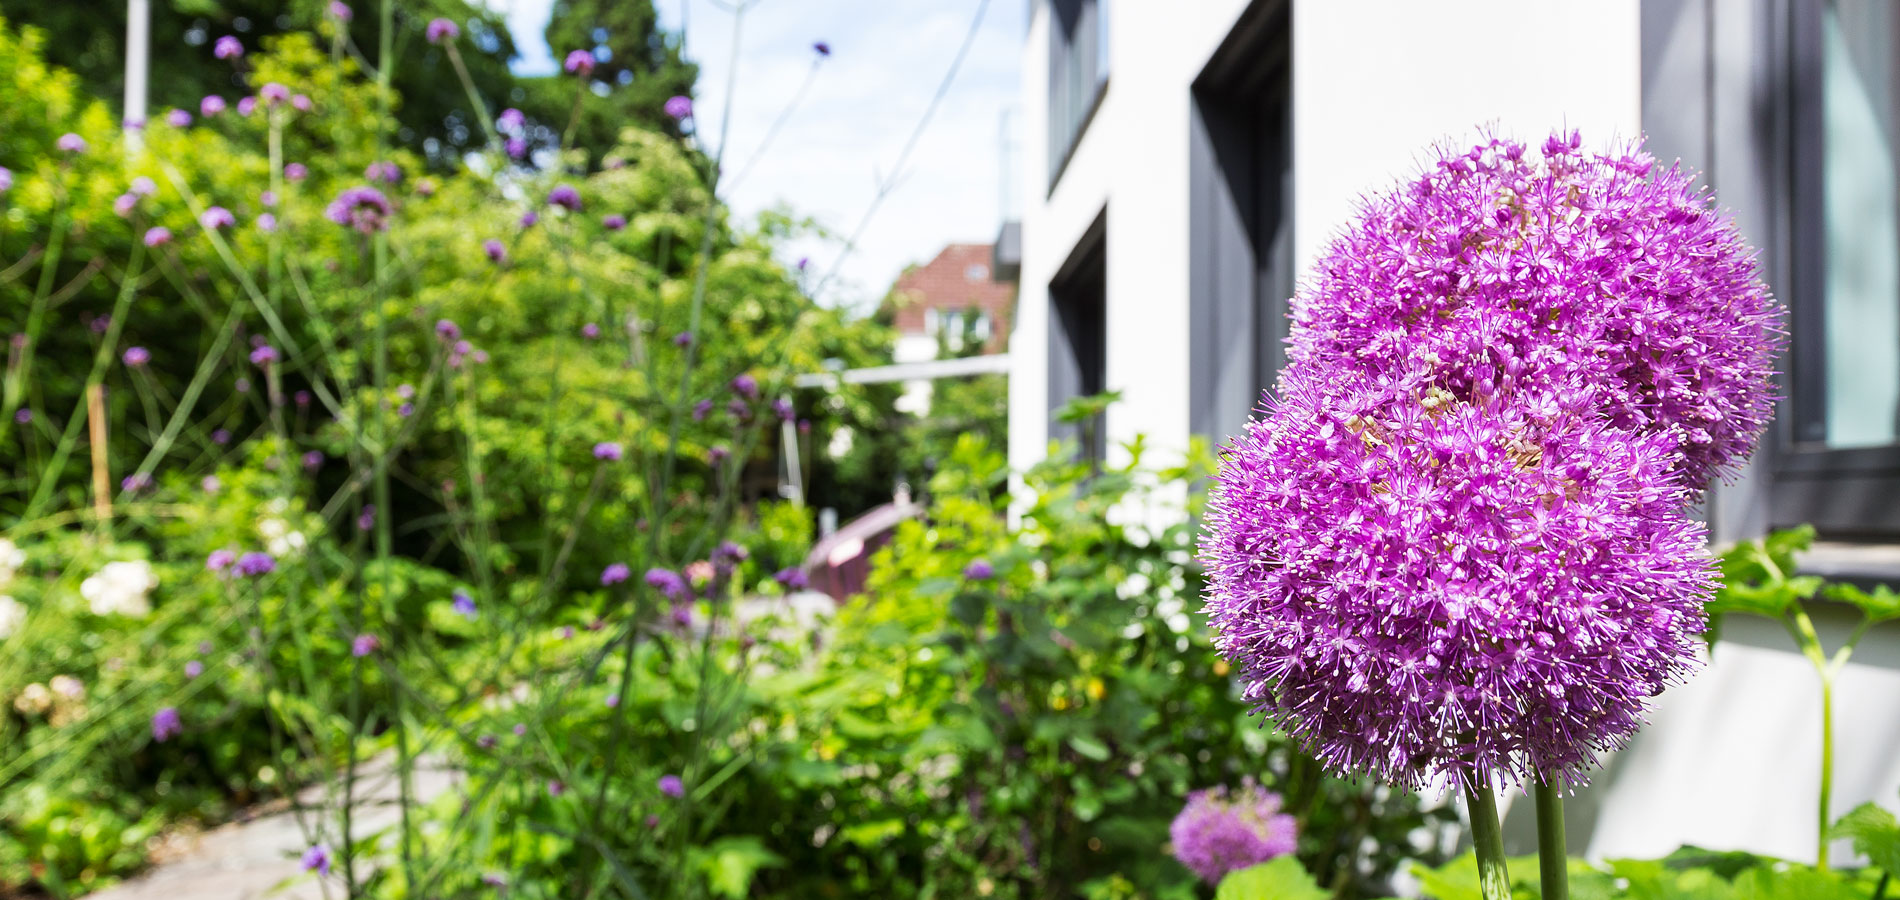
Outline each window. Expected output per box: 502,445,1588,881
1049,212,1108,465
1048,0,1109,188
965,263,990,281
1774,0,1900,536
1188,0,1292,447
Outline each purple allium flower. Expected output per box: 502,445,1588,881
435,319,461,340
235,552,276,577
601,562,631,586
121,472,153,493
730,374,758,400
547,184,582,211
707,445,728,466
213,35,243,59
813,41,831,56
962,559,993,581
602,213,626,231
356,504,375,532
581,322,600,339
645,568,686,600
114,193,139,217
325,186,392,234
483,238,506,262
673,331,693,347
1168,780,1298,884
184,660,204,678
167,108,193,127
259,82,290,106
692,399,713,421
664,96,693,120
1203,369,1717,791
452,590,477,619
55,132,86,154
774,566,808,590
1287,133,1780,496
351,633,380,657
249,345,278,366
301,843,331,876
123,346,151,367
206,549,236,572
520,209,539,228
593,441,623,461
772,397,793,421
211,428,232,445
506,137,528,159
301,450,324,471
658,774,684,798
143,226,172,247
200,206,235,230
498,108,525,131
236,96,257,117
564,49,595,76
425,17,459,43
285,162,308,182
329,1,352,21
365,161,402,184
151,707,182,742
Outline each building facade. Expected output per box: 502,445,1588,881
1008,0,1900,862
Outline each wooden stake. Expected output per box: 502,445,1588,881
87,384,110,526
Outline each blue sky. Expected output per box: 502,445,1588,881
494,0,1025,310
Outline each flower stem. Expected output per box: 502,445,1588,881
1818,671,1835,871
1535,778,1568,900
1464,781,1511,900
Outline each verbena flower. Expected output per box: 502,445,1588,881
285,162,308,181
564,49,595,76
151,707,183,742
772,398,793,421
664,96,693,120
325,186,392,233
351,633,380,657
774,567,807,590
200,95,226,117
249,345,278,366
426,18,459,44
645,568,686,600
452,590,477,619
365,161,402,184
237,97,258,117
963,559,993,581
213,35,243,59
581,322,600,339
1168,780,1298,884
730,374,758,400
1286,133,1780,495
498,108,525,131
602,213,626,231
548,184,582,211
593,441,623,461
814,41,831,56
483,239,506,262
601,563,631,586
329,2,352,22
435,319,461,340
301,843,331,876
166,108,192,127
658,774,684,798
707,445,728,466
235,551,276,577
57,133,87,154
674,331,693,347
200,206,235,230
259,82,290,106
143,226,172,247
692,399,713,421
122,346,151,367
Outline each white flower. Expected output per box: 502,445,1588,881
81,560,158,618
257,517,307,558
13,682,51,715
49,674,84,699
0,538,23,588
0,595,24,639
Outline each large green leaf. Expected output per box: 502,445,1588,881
1824,584,1900,625
694,836,785,900
1215,856,1329,900
1828,801,1900,876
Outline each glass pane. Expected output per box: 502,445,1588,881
1823,1,1900,447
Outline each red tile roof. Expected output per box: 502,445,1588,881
888,242,1016,353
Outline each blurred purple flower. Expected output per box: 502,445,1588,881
56,133,87,154
772,397,793,421
121,472,153,493
200,95,227,117
256,213,277,232
452,590,477,619
506,137,528,159
425,18,459,44
601,562,631,586
365,161,402,184
184,660,204,678
397,402,414,418
351,633,380,657
113,193,138,217
658,774,684,798
498,108,524,131
731,374,759,400
483,238,506,262
166,108,192,127
200,475,220,493
236,97,257,117
143,226,173,247
548,184,582,211
692,399,713,421
213,35,243,59
664,96,693,120
707,445,728,466
206,549,237,572
602,213,626,231
151,707,182,742
564,49,596,76
259,82,290,106
645,568,687,600
774,566,808,590
0,167,11,192
211,428,232,445
122,346,151,367
356,505,375,532
605,693,620,708
13,409,30,425
325,186,392,234
593,441,623,461
1168,781,1297,885
301,450,324,471
200,206,235,229
435,319,461,340
249,345,278,366
329,2,352,21
291,94,312,112
301,843,331,876
285,162,308,181
963,559,994,581
581,322,601,339
520,209,539,228
814,41,831,56
673,331,693,347
235,552,276,577
547,779,565,797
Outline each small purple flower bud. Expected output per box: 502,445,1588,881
581,322,601,339
56,133,88,154
547,184,582,211
605,693,620,708
324,186,392,233
123,346,151,367
356,505,375,531
213,35,243,59
294,390,311,407
483,239,506,262
365,161,402,184
963,559,994,581
301,844,331,876
130,176,157,197
301,450,324,471
730,374,759,400
425,18,460,44
601,562,631,586
513,723,527,736
235,552,276,577
602,213,626,231
664,96,693,120
121,472,153,493
520,209,539,228
693,399,713,421
167,108,193,127
200,206,235,230
498,108,524,131
593,441,623,461
291,94,312,112
329,1,352,21
184,660,205,678
151,707,182,742
547,779,565,797
201,95,227,117
200,475,220,493
397,402,414,418
564,49,596,76
0,168,11,193
143,226,172,247
645,568,686,599
436,319,461,340
507,137,528,159
285,163,308,182
212,428,232,445
452,590,477,619
658,774,684,798
114,193,138,217
13,409,30,425
351,633,380,657
774,567,808,590
477,733,497,749
207,549,237,572
256,213,277,232
772,397,793,421
259,82,290,106
249,345,278,366
673,331,693,347
707,445,729,466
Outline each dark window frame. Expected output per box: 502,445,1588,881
1047,0,1110,193
1769,0,1900,537
1048,209,1109,465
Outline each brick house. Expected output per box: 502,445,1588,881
884,242,1016,413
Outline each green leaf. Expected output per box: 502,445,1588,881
1215,856,1330,900
950,591,988,628
1828,801,1900,875
695,836,784,900
1068,734,1112,762
1731,865,1861,900
1824,583,1900,625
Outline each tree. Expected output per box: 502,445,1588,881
523,0,697,163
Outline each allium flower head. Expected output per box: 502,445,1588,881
564,49,596,76
325,186,392,234
1167,780,1297,884
548,184,582,211
1287,133,1781,494
664,96,693,120
151,706,183,742
200,206,235,230
426,17,459,43
167,108,193,127
237,97,258,117
201,95,226,117
730,374,758,400
213,35,243,59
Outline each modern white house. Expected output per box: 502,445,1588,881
1005,0,1900,864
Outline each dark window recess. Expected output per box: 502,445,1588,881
1772,0,1900,537
1048,0,1109,188
1188,0,1293,447
1049,211,1108,466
